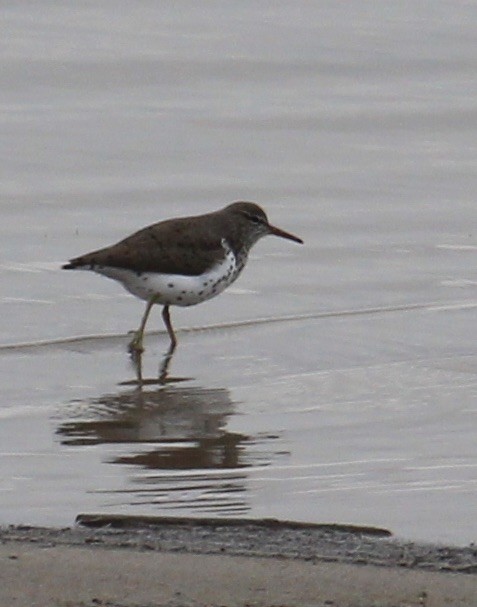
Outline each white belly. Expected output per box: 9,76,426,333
92,246,242,306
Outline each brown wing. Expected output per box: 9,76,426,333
63,216,224,276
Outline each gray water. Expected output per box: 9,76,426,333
1,1,476,545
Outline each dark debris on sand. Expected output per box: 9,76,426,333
1,516,476,575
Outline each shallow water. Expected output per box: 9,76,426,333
1,1,476,544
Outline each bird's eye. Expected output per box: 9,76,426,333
247,214,261,224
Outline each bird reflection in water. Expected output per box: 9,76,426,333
126,342,179,387
56,349,283,516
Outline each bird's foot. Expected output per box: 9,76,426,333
127,332,144,355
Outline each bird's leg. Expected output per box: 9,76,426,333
128,298,156,354
158,342,176,384
130,347,144,386
162,305,177,350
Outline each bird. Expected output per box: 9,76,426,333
62,201,303,353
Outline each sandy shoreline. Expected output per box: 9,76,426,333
1,518,476,607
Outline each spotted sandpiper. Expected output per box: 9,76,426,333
63,201,303,353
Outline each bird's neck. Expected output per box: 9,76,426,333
222,237,248,272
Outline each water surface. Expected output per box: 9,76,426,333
1,1,476,545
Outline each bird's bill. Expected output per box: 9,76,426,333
268,224,303,244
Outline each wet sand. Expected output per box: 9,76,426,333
2,520,477,607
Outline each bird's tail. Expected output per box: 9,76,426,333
62,257,87,270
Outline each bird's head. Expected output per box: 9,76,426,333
223,201,303,251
